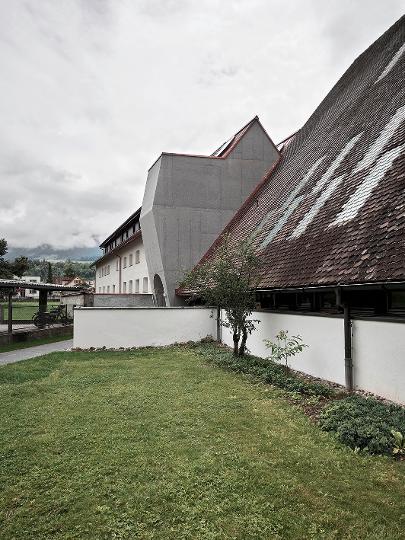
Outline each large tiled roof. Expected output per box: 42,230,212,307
197,16,405,290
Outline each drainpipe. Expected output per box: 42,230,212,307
336,287,353,391
343,302,353,391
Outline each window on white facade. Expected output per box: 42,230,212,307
123,256,127,268
103,286,105,293
129,280,133,293
99,287,101,293
107,264,110,275
129,254,133,266
107,285,110,293
98,269,101,278
135,250,140,264
116,259,119,271
135,279,140,293
123,282,127,293
143,277,148,293
113,284,116,293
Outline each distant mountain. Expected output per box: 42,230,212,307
5,244,101,262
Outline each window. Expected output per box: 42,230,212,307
129,280,133,293
123,282,127,293
116,259,119,271
113,284,116,293
135,279,140,293
107,285,110,293
123,256,127,268
99,287,101,293
103,286,105,293
135,250,140,264
107,264,110,275
129,254,133,266
98,269,101,278
143,277,148,293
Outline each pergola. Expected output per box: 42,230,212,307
0,279,85,334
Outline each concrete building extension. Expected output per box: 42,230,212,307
94,117,279,306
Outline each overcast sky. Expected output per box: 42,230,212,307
0,0,403,250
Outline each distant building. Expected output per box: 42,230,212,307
93,208,149,297
93,117,279,305
16,276,41,299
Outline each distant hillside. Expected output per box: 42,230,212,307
5,244,101,262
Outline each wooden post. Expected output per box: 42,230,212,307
38,290,48,328
8,290,13,335
39,290,48,313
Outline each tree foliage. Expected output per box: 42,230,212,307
264,330,308,373
0,239,29,279
181,235,261,356
47,262,53,283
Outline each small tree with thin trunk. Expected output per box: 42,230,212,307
47,262,53,283
181,235,261,356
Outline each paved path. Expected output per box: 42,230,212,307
0,339,73,366
0,323,37,334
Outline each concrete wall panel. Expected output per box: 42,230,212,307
73,307,215,349
141,120,280,306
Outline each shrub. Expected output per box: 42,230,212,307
319,395,405,455
195,343,333,398
264,330,308,373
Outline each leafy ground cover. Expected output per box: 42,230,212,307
1,346,405,539
0,332,73,354
1,301,60,321
195,342,405,457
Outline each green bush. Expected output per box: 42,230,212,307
195,343,333,398
319,395,405,455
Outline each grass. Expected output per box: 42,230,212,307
1,301,60,321
0,333,73,354
0,346,404,539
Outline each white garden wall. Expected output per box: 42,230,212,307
353,319,405,404
73,307,215,349
73,306,405,404
221,310,405,404
221,311,346,385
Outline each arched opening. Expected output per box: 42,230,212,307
154,274,166,307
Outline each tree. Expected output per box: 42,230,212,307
12,256,29,278
47,262,53,283
264,330,308,374
0,238,13,279
181,235,261,356
64,260,75,278
0,238,7,258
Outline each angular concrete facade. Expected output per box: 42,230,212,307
140,118,279,306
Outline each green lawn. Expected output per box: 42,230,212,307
0,347,404,539
1,301,60,321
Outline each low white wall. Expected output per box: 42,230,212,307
73,305,405,404
353,319,405,404
221,311,346,386
221,310,405,404
73,307,215,349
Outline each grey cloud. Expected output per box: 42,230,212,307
0,0,403,250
